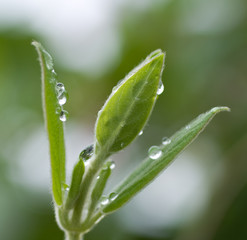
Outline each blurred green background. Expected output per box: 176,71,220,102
0,0,247,239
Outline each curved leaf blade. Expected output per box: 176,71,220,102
32,41,66,205
65,159,85,209
95,50,165,154
102,106,230,213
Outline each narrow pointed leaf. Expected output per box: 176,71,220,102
95,50,165,154
65,159,85,209
32,41,66,205
102,106,230,213
87,161,112,217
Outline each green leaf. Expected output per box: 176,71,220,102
65,159,85,209
87,161,112,219
102,106,230,213
32,41,66,205
95,50,165,155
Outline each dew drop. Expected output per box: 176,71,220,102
120,142,124,148
109,192,118,201
157,81,164,95
148,146,162,159
100,196,109,206
102,163,108,170
162,137,171,145
59,110,68,122
96,176,100,180
63,183,70,192
79,144,94,162
110,161,115,170
138,130,143,136
57,92,67,106
56,82,65,94
52,69,57,76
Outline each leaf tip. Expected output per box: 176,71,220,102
211,106,231,114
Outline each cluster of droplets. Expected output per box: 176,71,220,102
40,46,69,120
100,192,119,207
79,144,94,166
148,136,171,160
55,81,69,122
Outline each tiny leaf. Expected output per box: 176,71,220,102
87,161,112,218
65,159,85,209
32,41,66,205
95,50,165,154
102,106,230,213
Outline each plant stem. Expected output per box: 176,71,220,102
65,232,83,240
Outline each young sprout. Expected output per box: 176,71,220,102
33,41,229,240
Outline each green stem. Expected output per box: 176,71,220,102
65,232,83,240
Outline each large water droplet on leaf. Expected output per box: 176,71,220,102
148,146,162,159
100,196,109,206
79,144,94,162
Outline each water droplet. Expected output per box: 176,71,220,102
110,161,115,170
138,130,143,136
162,137,171,145
109,192,118,201
57,92,67,106
100,196,109,206
63,183,70,192
186,125,191,130
148,146,162,160
59,110,68,122
157,81,164,95
102,163,108,170
56,82,65,95
52,69,57,76
96,176,100,180
79,144,94,162
120,142,124,148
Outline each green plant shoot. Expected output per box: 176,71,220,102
33,41,229,240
